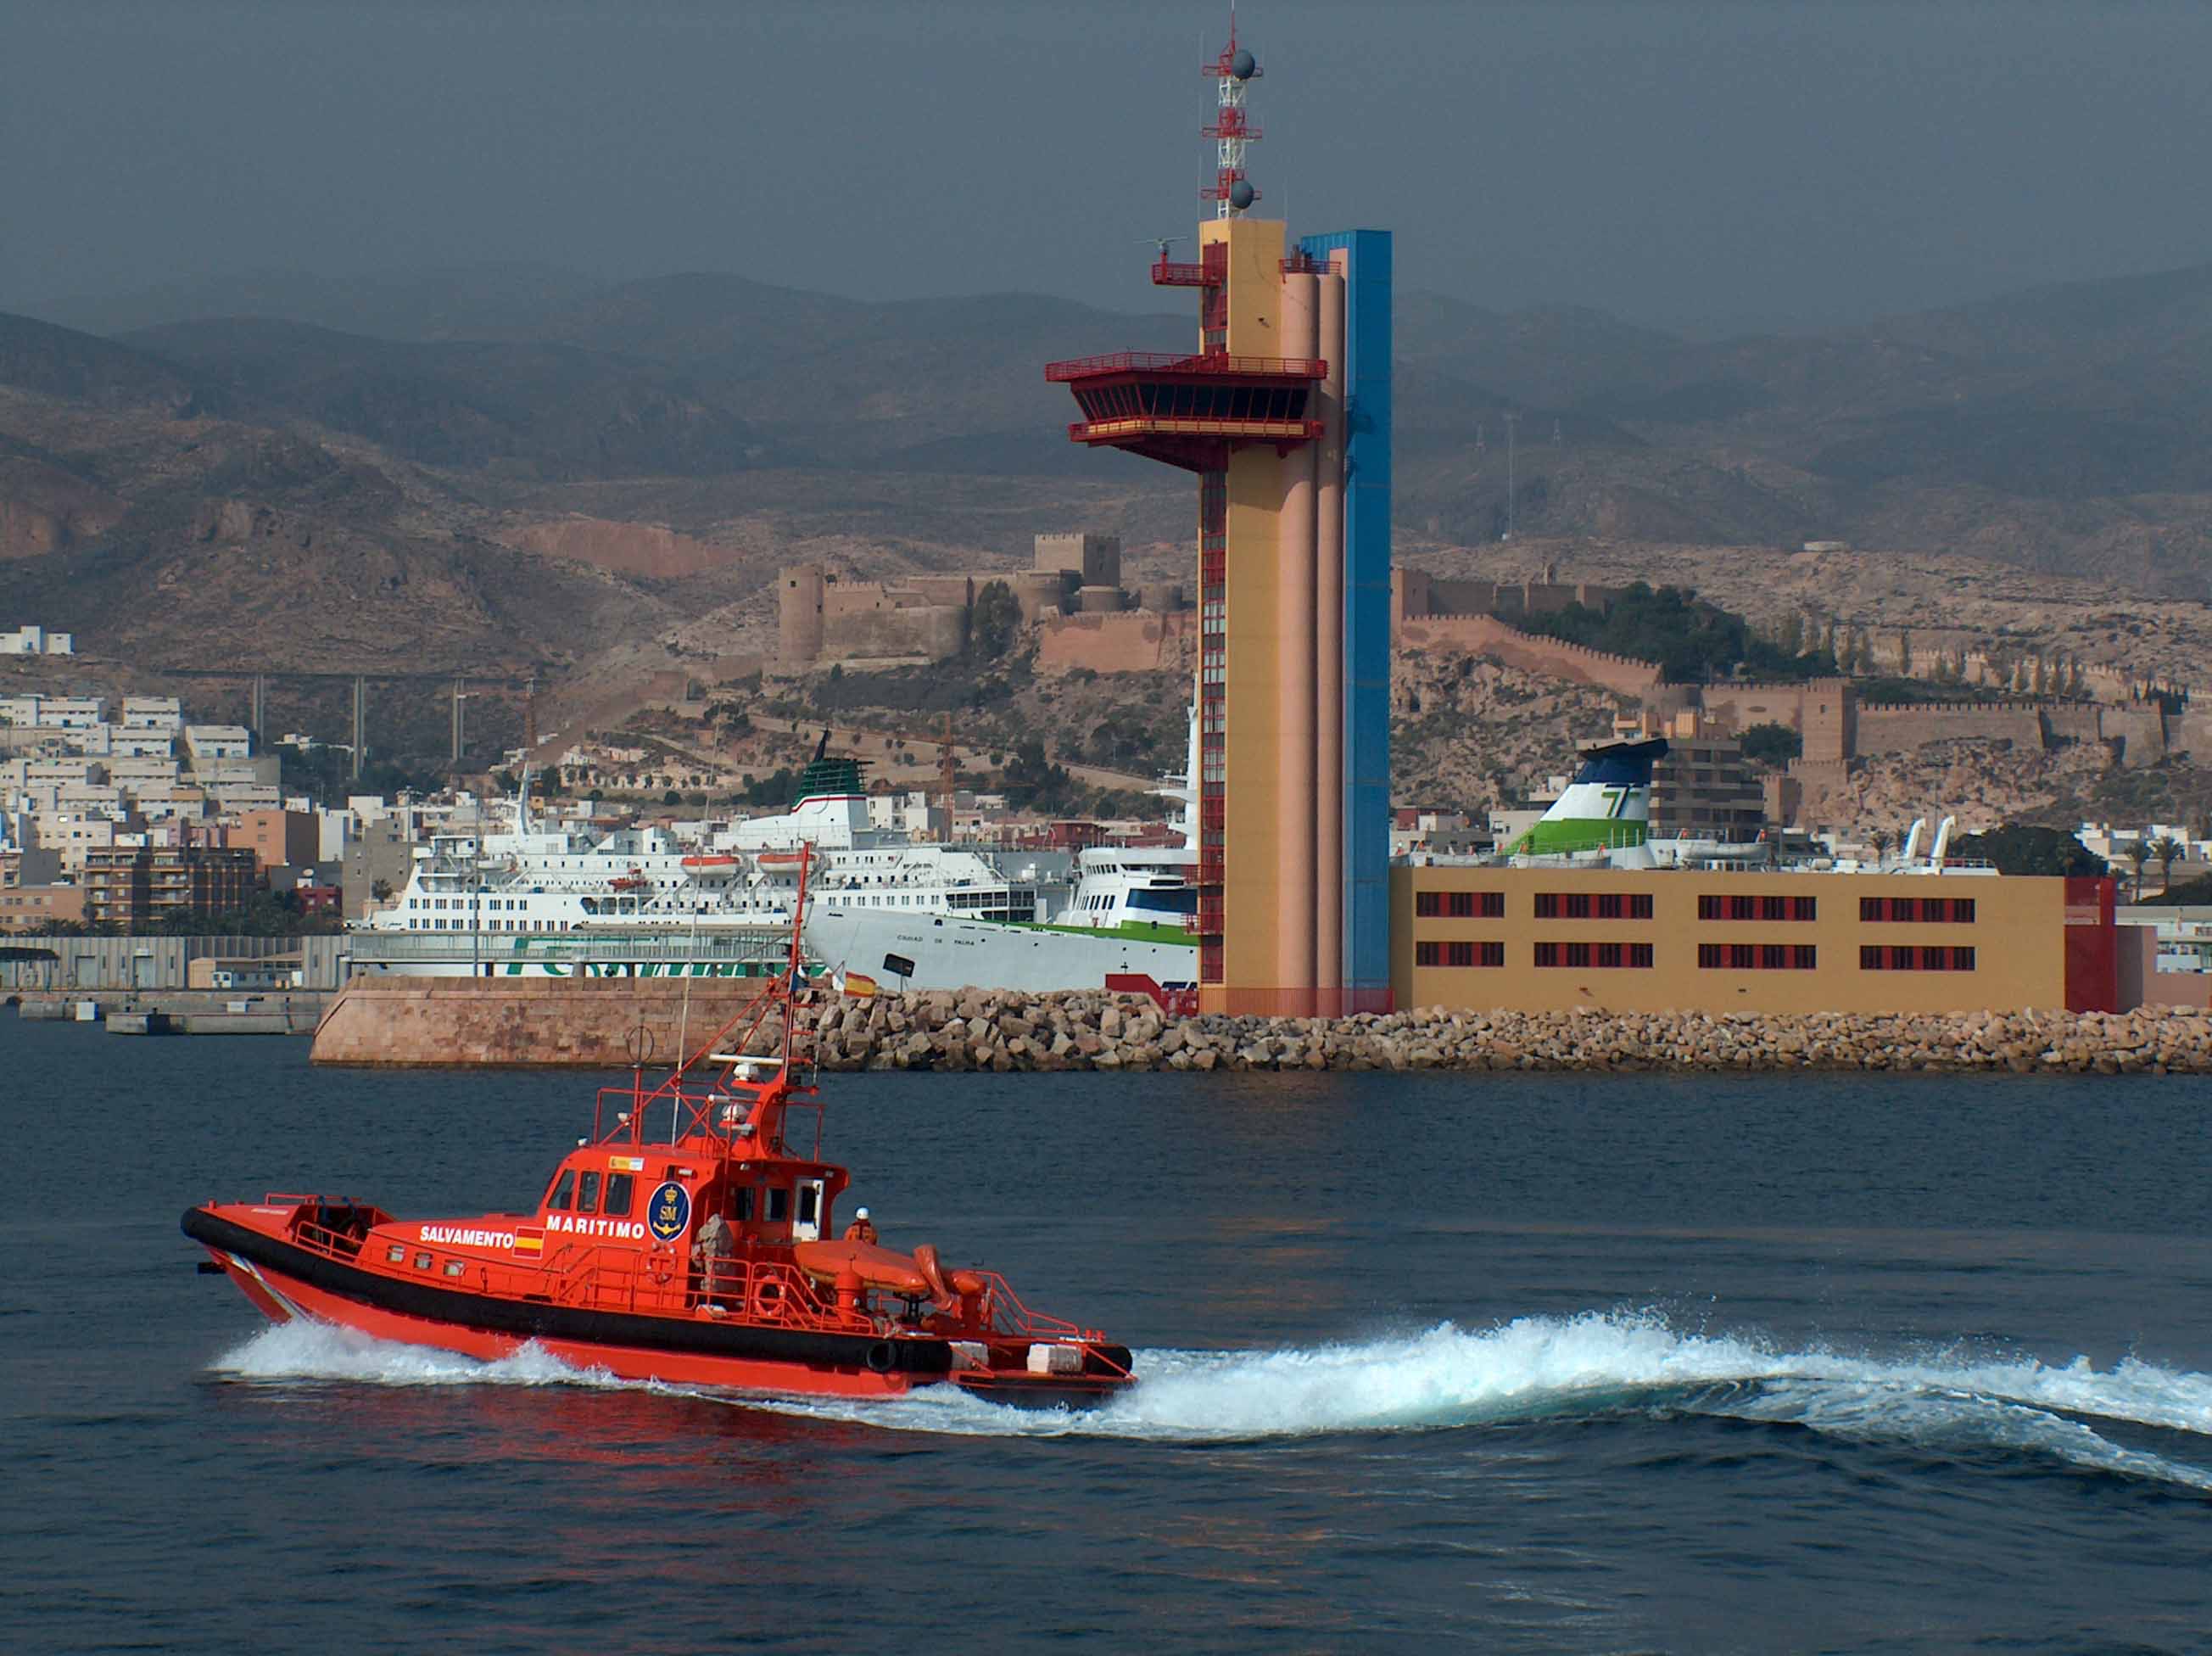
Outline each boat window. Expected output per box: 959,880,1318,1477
414,1251,433,1270
796,1184,819,1226
386,1244,406,1263
603,1172,634,1217
734,1187,756,1222
767,1187,790,1223
547,1169,575,1211
443,1260,466,1278
577,1171,601,1214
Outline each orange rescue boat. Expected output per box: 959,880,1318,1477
182,848,1135,1410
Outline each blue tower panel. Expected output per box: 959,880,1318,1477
1299,228,1392,1010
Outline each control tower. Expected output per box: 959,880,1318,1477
1045,22,1391,1016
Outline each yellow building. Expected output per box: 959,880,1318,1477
1392,867,2121,1015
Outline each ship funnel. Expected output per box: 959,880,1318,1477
1510,737,1667,857
1901,818,1926,864
1931,814,1956,867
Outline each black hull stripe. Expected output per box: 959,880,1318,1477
182,1207,952,1377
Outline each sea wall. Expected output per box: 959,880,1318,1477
311,978,776,1067
312,979,2212,1073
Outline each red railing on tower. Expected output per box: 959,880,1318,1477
1044,351,1327,383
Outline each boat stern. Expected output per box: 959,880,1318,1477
943,1337,1137,1410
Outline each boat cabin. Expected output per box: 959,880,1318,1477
529,1052,852,1262
530,1138,849,1253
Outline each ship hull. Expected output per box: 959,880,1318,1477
187,1206,1127,1409
806,906,1197,995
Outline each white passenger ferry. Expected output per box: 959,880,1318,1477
354,756,1072,976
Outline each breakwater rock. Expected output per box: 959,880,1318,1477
801,993,2212,1077
309,978,2212,1073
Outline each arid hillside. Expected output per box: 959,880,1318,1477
8,255,2212,771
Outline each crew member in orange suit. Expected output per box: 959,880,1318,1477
842,1206,878,1245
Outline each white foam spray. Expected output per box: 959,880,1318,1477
209,1311,2212,1489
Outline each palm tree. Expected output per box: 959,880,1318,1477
2123,836,2153,901
1869,828,1893,865
2151,836,2186,895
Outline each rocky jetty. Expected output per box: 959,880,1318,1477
796,991,2212,1077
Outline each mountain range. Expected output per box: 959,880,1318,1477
4,256,2212,681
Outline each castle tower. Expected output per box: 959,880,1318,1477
779,564,826,669
1043,23,1391,1015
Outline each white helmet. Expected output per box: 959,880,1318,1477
855,1206,870,1219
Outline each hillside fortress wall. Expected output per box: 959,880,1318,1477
775,534,1192,672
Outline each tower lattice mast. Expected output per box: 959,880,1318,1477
1202,14,1261,218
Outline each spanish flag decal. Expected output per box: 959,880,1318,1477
513,1228,545,1254
608,1155,645,1172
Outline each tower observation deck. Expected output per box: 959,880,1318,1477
1042,22,1393,1017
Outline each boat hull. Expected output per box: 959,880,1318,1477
186,1207,1129,1410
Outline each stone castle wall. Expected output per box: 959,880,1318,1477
1395,568,1626,624
1854,702,2047,756
1398,612,1662,697
822,603,970,664
1036,610,1198,675
775,534,1191,672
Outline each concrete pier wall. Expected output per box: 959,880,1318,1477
310,978,775,1068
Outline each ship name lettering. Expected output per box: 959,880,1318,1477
420,1225,515,1249
545,1214,644,1239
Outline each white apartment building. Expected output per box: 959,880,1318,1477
0,626,74,656
131,786,212,823
2,696,109,730
37,813,127,874
120,696,184,732
212,783,282,813
103,730,176,759
3,756,108,789
184,724,253,760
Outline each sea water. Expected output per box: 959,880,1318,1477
4,1018,2208,1653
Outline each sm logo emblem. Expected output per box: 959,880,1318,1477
647,1181,692,1242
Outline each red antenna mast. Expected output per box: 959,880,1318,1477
1201,10,1261,216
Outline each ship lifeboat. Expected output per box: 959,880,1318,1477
757,850,807,869
681,853,740,870
182,845,1135,1411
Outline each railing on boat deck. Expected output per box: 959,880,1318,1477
962,1269,1107,1345
590,1076,825,1160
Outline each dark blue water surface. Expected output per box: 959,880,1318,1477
5,1015,2210,1654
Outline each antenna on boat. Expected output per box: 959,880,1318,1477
672,903,703,1144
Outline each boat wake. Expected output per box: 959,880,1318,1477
216,1319,614,1390
211,1312,2212,1489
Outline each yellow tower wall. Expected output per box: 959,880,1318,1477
1196,218,1312,1014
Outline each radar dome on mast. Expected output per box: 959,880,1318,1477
1203,15,1263,217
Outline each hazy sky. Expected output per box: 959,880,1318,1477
9,0,2212,333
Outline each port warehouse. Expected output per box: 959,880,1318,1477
1391,869,2137,1015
